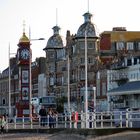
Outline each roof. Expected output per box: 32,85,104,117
76,12,98,38
19,32,30,43
43,25,63,50
108,81,140,95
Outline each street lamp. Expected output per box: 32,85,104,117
84,31,88,128
8,44,16,117
29,37,45,118
93,86,96,111
67,53,70,113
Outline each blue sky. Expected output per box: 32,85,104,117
0,0,140,71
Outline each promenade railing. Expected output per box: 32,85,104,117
4,110,140,130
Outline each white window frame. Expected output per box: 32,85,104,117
127,42,134,50
138,42,140,50
116,42,125,50
50,77,54,86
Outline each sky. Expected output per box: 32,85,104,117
0,0,140,72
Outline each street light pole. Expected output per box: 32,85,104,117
28,37,45,118
85,31,88,128
8,44,16,117
93,86,96,111
8,44,11,117
67,53,70,113
29,48,32,118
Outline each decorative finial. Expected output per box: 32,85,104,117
56,8,58,26
87,0,89,12
23,20,26,33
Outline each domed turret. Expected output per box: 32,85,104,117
44,25,63,50
19,32,30,43
76,12,97,38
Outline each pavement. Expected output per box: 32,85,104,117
0,131,140,140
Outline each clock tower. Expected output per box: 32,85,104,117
16,31,32,117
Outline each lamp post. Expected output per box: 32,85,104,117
67,52,70,113
93,86,96,111
8,44,16,117
29,37,45,118
85,31,88,128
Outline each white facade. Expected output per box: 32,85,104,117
107,57,140,110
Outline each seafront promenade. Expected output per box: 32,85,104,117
0,129,140,140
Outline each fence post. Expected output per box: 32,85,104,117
22,116,24,129
80,112,84,128
30,116,33,129
89,112,92,128
126,110,128,128
14,116,16,129
38,116,41,128
91,112,94,128
93,111,96,128
47,115,49,128
129,111,132,128
56,114,58,128
65,114,67,128
6,116,8,132
120,112,122,128
110,112,113,128
69,113,72,128
101,112,103,128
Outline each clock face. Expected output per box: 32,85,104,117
21,49,30,60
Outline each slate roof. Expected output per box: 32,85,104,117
108,81,140,95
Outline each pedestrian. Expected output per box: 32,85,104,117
39,106,47,127
48,108,55,128
0,115,6,134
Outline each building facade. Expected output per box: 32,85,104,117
100,27,140,110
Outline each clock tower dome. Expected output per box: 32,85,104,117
17,32,31,65
16,31,32,117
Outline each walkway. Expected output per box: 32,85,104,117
0,131,140,140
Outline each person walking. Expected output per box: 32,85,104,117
39,106,47,127
0,115,6,134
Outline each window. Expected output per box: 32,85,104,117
127,42,134,50
72,45,76,54
49,65,55,72
134,58,137,65
50,76,54,86
88,42,95,49
88,57,93,63
49,52,55,58
102,82,106,96
127,59,132,66
2,98,5,105
138,42,140,50
116,42,125,50
79,42,84,49
80,68,85,80
80,58,85,64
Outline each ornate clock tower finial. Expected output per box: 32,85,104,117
23,20,26,33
